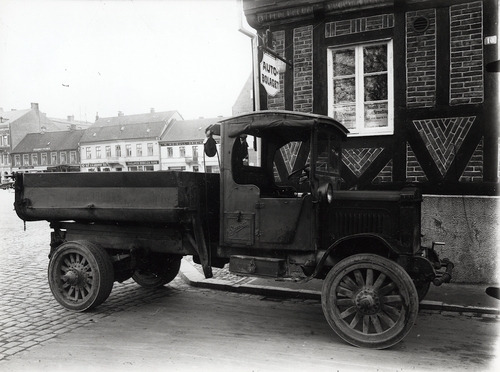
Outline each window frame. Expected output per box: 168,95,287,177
327,39,394,137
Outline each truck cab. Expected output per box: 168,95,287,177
216,111,346,255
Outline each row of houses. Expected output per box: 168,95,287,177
1,105,229,179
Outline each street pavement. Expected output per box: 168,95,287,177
181,258,500,316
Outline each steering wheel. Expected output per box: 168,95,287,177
288,164,310,182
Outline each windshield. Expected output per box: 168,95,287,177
316,132,341,177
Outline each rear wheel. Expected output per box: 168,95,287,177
48,241,114,311
321,254,419,349
132,255,181,288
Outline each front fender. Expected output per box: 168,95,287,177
312,233,405,278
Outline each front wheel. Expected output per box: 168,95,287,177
321,254,419,349
48,241,114,311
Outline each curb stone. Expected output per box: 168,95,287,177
179,259,500,318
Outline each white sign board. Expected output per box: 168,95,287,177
260,52,280,97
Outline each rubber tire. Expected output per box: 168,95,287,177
321,254,419,349
48,241,114,312
132,256,181,288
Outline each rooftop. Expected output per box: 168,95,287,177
11,130,86,154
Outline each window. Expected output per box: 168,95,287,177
31,154,38,166
328,40,393,136
86,147,91,159
51,152,57,165
105,146,111,157
23,154,29,166
115,145,121,157
179,146,185,157
70,151,76,164
126,144,132,157
192,146,199,161
136,144,142,157
14,155,21,166
41,153,47,165
167,147,173,157
2,135,8,146
60,152,67,164
96,146,101,159
147,143,154,156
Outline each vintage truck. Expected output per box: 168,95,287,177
14,110,453,349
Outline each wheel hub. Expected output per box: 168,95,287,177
62,262,88,287
62,269,80,286
355,289,381,315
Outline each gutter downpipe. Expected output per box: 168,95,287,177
237,0,262,165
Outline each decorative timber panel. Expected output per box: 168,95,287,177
342,148,384,178
412,117,475,177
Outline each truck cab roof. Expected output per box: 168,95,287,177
209,110,349,139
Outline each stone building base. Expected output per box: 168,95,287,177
422,195,499,284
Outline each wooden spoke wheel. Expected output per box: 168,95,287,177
132,255,181,289
48,241,114,312
321,254,419,349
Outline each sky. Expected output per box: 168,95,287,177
0,0,254,122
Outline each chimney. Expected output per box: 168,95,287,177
95,112,99,121
150,108,155,113
67,115,74,122
31,103,39,112
118,111,124,117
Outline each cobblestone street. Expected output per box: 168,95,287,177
0,189,248,363
0,190,192,361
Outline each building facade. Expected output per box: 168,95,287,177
79,110,182,172
160,118,223,173
0,103,91,177
242,0,499,282
10,130,85,173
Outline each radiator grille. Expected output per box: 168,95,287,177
332,209,390,236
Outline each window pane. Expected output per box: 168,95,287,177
332,104,356,130
332,49,355,76
364,102,388,128
364,45,387,73
334,78,355,104
364,75,387,101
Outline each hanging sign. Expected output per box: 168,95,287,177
260,52,280,97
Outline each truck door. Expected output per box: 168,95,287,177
221,132,314,251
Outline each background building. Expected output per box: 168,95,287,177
10,130,85,173
79,109,182,172
160,118,223,173
242,0,499,283
0,103,91,177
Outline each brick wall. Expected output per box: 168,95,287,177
406,9,437,108
449,1,484,105
460,137,483,182
406,143,428,182
372,160,393,184
293,25,313,113
267,30,286,110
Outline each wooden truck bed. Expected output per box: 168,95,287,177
14,171,220,225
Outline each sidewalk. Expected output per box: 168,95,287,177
179,259,500,316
